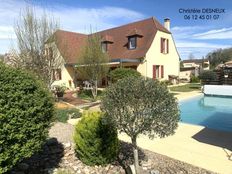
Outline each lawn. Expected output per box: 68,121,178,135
55,108,81,123
169,83,201,92
77,89,104,101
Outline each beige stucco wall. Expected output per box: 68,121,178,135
179,70,192,81
137,31,180,80
183,61,210,70
46,42,76,89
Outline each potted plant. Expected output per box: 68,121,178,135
54,85,66,98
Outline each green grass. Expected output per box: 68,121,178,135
169,83,201,92
78,89,104,101
55,108,81,123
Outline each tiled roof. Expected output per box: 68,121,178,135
101,35,114,43
54,17,171,64
54,30,87,64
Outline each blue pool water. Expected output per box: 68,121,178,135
179,95,232,132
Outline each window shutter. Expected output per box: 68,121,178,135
167,39,169,53
161,65,164,78
153,65,156,79
58,69,62,80
160,38,163,53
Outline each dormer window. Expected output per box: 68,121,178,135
129,37,136,50
101,42,107,53
126,28,143,50
101,35,113,53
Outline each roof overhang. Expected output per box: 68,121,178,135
65,58,142,67
111,58,141,63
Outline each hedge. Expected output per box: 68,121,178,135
0,63,54,173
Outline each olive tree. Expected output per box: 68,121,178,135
76,33,109,99
101,77,180,174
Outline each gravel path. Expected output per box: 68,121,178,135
48,122,216,174
49,122,74,143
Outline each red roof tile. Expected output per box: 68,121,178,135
101,35,114,43
54,17,171,64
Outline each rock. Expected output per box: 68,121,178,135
150,170,160,174
64,151,74,157
77,169,82,173
63,142,71,149
143,167,148,171
73,165,79,171
84,167,90,174
18,163,29,171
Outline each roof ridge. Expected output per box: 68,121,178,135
91,17,154,35
57,17,170,36
56,29,87,36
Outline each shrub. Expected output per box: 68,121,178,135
74,111,118,166
199,70,217,82
160,80,172,86
101,77,180,172
78,89,104,101
0,63,54,173
190,75,200,83
109,68,141,83
55,108,81,123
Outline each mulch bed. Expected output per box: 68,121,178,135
62,91,87,106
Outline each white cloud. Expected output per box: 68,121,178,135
172,26,205,33
193,27,232,39
171,26,208,40
52,6,145,33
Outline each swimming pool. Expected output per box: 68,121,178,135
179,95,232,132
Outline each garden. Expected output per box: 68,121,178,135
0,63,216,174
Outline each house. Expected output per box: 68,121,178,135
182,58,210,71
179,58,210,81
47,17,180,89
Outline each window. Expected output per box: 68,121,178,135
160,38,169,54
153,65,164,79
101,42,107,53
53,69,62,80
128,37,136,49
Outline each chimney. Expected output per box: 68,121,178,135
164,18,170,31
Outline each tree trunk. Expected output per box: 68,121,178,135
91,80,98,100
131,136,140,174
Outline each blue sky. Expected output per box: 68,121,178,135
0,0,232,59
